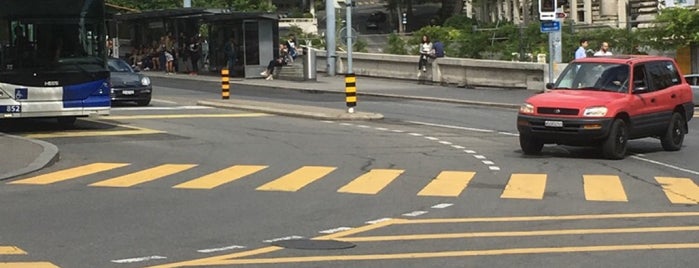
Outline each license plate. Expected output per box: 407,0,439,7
0,105,21,113
122,90,135,95
545,120,563,127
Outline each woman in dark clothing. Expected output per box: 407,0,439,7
260,44,290,80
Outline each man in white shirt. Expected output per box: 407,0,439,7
594,42,613,56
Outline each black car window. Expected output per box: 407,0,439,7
647,61,681,91
633,65,648,90
107,59,133,72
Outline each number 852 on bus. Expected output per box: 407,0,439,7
0,105,21,113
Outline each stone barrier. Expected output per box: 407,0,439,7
314,50,547,91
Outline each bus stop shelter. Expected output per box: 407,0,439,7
114,8,278,78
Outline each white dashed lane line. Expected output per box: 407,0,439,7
324,121,502,172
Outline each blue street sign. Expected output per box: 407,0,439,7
540,21,561,33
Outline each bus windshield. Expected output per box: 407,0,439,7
2,18,105,72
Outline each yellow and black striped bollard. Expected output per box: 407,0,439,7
345,73,356,113
221,69,230,99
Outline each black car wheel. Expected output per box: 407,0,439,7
602,118,628,160
136,98,151,106
661,112,685,151
520,134,543,155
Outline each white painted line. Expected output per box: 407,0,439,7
439,141,453,145
631,156,699,176
357,125,371,128
339,123,353,126
409,133,424,137
431,203,453,209
499,132,519,136
152,99,178,104
263,235,305,243
474,155,487,159
402,211,428,217
407,121,494,133
451,145,465,149
489,166,501,171
391,129,405,133
319,227,352,234
111,256,167,264
375,127,389,131
365,218,392,224
197,245,246,253
425,136,439,141
321,120,334,123
111,106,212,111
482,160,495,165
464,150,476,154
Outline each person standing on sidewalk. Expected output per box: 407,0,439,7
188,35,201,75
575,38,589,60
593,42,613,56
417,35,434,72
224,37,236,76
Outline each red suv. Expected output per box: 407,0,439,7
517,56,694,159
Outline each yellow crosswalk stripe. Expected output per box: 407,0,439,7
89,164,197,187
501,174,547,199
583,175,628,202
0,246,59,267
656,177,699,204
0,246,26,255
256,166,336,192
173,165,268,189
8,163,130,185
0,263,60,268
337,169,404,195
417,171,475,197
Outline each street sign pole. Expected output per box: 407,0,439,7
548,32,554,84
326,0,336,76
346,0,353,74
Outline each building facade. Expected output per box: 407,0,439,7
467,0,697,29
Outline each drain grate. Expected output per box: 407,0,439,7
272,239,356,250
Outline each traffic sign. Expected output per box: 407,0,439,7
540,21,561,33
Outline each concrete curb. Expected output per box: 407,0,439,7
198,100,384,120
0,134,59,181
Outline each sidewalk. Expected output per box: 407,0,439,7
0,72,537,181
146,71,536,110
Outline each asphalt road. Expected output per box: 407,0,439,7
1,80,698,267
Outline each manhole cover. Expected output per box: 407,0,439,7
272,239,355,250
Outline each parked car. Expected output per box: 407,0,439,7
366,11,387,30
107,58,152,106
683,74,699,105
517,55,694,159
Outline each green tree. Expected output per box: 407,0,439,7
640,7,699,50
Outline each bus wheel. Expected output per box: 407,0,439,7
57,116,77,127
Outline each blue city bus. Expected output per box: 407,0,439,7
0,0,110,126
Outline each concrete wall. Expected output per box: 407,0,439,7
314,51,547,90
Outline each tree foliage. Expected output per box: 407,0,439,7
640,7,699,50
107,0,275,12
